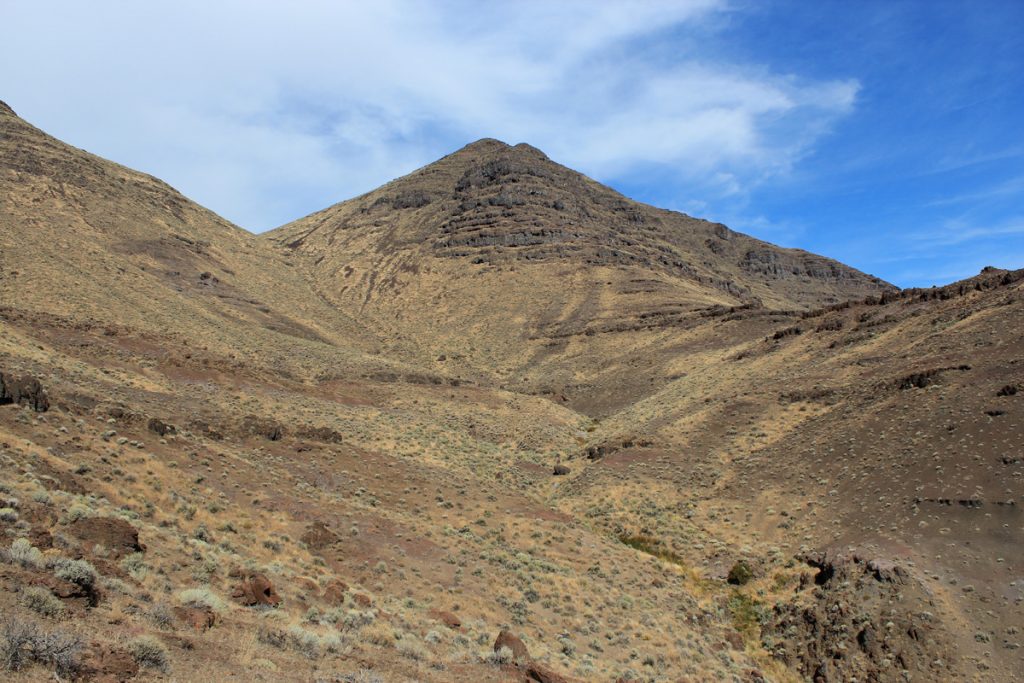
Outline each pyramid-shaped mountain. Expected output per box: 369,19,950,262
266,138,893,411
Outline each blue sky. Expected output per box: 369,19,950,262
2,1,1021,287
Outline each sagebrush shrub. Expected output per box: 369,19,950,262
127,635,169,672
21,587,65,618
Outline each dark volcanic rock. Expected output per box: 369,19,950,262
147,417,176,436
727,560,754,586
294,425,344,443
300,521,339,550
766,548,957,683
68,516,144,560
79,642,139,683
0,371,49,411
240,415,284,441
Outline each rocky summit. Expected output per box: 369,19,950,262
0,100,1021,682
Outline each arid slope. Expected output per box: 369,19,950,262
267,139,893,414
0,103,1020,683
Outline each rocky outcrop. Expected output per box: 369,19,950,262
321,579,348,605
79,642,139,683
300,521,340,551
28,572,99,608
429,609,462,630
523,663,570,683
294,425,344,443
231,571,281,607
494,629,530,663
997,384,1019,396
68,517,144,560
174,605,216,631
0,371,49,411
492,629,575,683
240,415,284,441
764,549,958,683
146,417,176,436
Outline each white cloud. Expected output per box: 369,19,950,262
1,0,858,231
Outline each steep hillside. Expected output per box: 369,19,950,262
0,100,384,382
0,104,1020,683
549,267,1024,682
267,139,893,414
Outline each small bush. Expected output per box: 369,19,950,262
257,626,288,650
0,617,81,677
286,626,322,659
64,504,91,523
361,622,395,646
0,507,19,523
121,552,147,579
177,587,227,612
487,645,514,666
21,587,65,618
49,558,97,589
727,560,754,586
8,538,43,569
341,609,376,630
148,603,174,629
395,636,429,661
127,635,169,672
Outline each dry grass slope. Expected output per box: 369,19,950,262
0,101,1020,682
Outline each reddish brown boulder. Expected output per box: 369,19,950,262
322,579,348,605
429,609,462,629
174,605,217,631
525,663,569,683
231,572,281,607
68,516,144,560
494,629,530,663
79,642,139,683
29,573,99,607
352,592,372,607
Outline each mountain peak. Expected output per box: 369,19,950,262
0,100,17,117
456,137,510,153
268,133,894,333
448,138,551,163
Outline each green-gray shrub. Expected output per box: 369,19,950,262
0,617,81,676
126,635,169,672
177,587,227,612
21,587,65,618
49,558,97,589
7,538,43,569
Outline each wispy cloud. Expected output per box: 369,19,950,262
910,217,1024,248
925,175,1024,207
1,0,859,231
